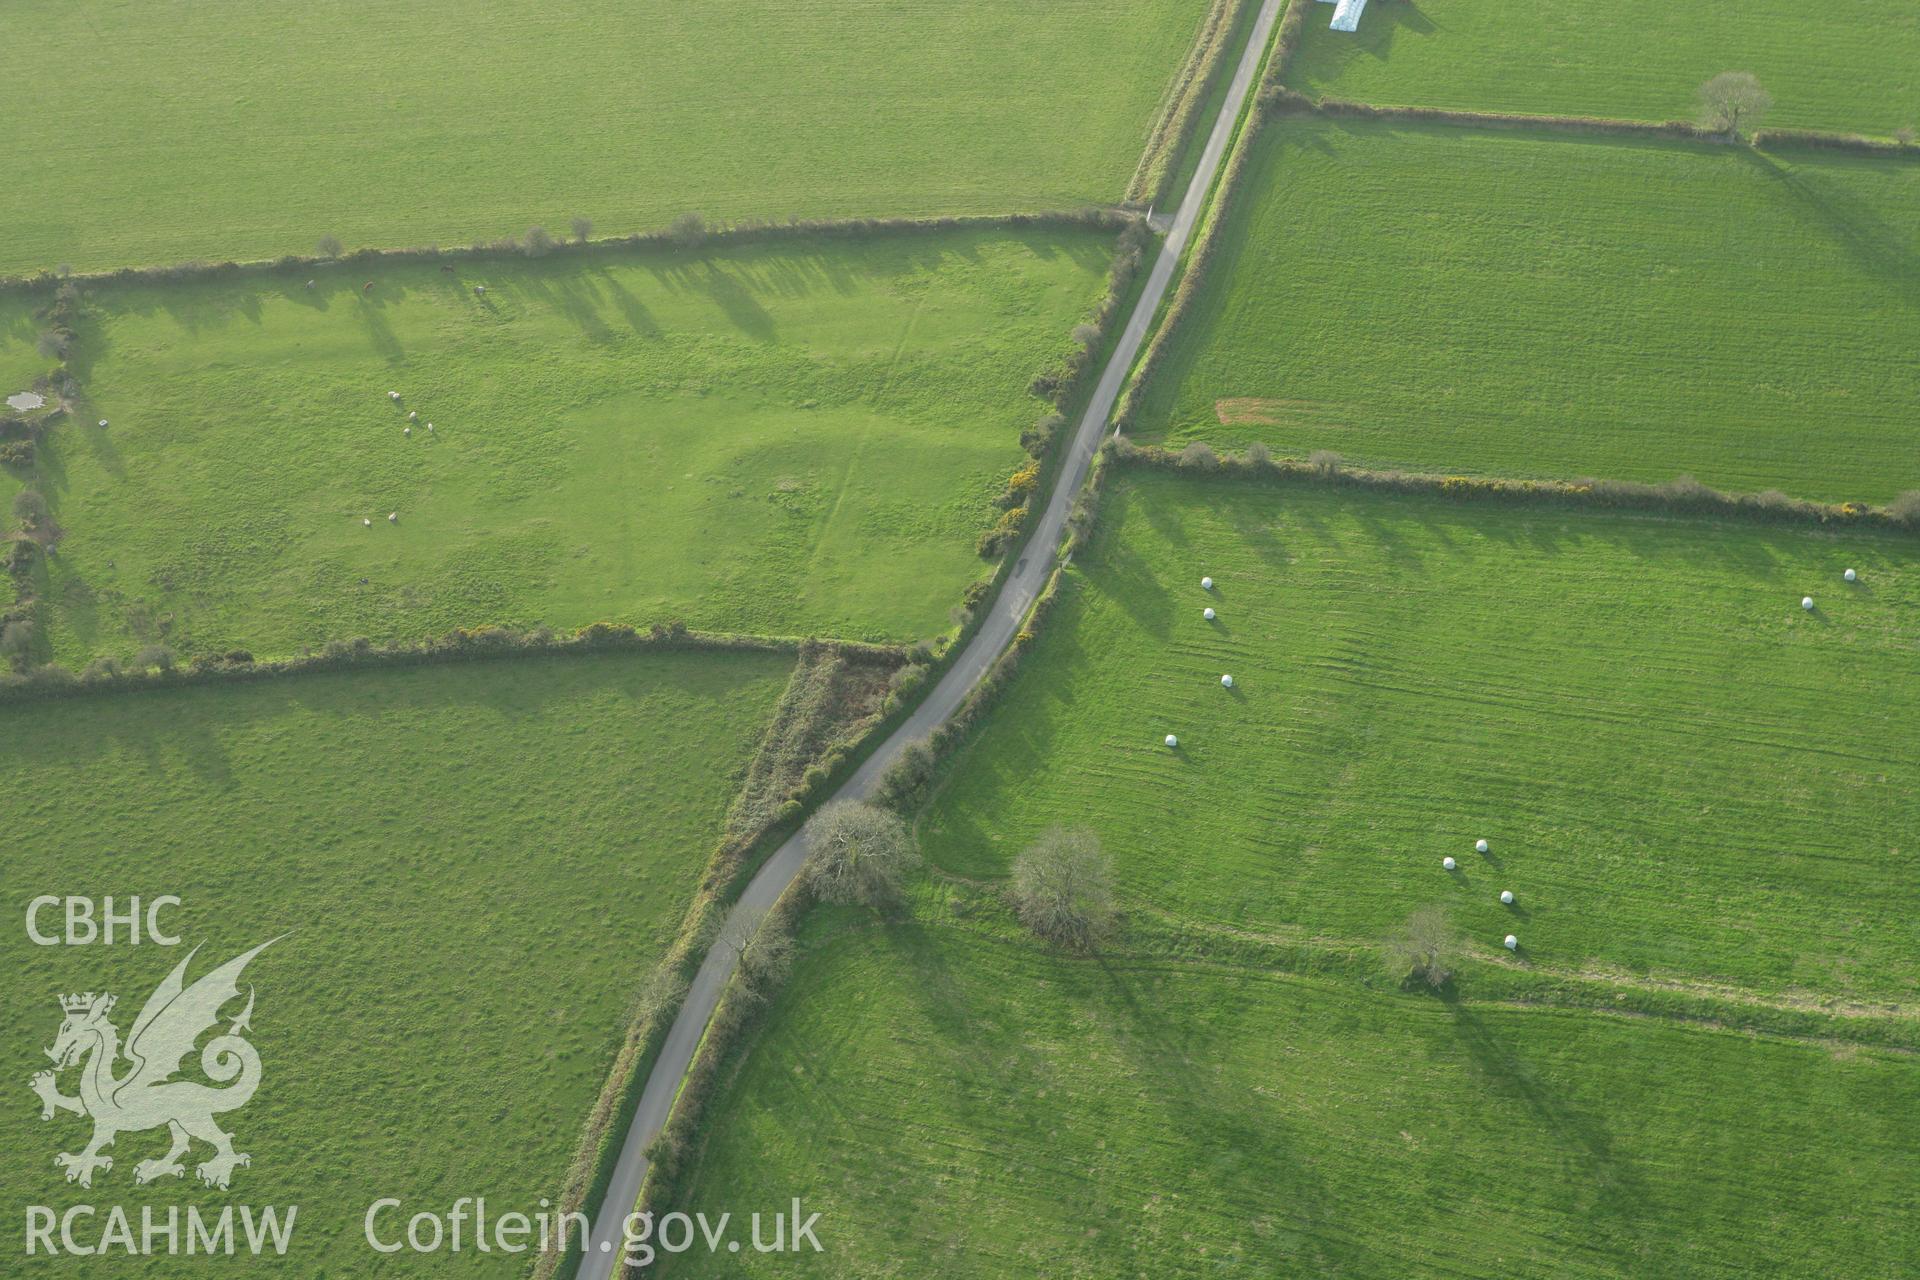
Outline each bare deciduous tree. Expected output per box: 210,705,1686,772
670,212,708,248
1180,440,1221,470
1698,72,1772,137
720,906,794,998
1011,827,1115,949
316,235,344,259
1387,906,1458,990
803,800,918,908
570,216,594,244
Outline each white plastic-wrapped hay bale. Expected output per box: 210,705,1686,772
1442,856,1457,871
1203,607,1216,621
1802,596,1815,611
1844,568,1857,583
1164,734,1179,749
1220,674,1234,688
1500,890,1515,905
1503,934,1518,951
1201,576,1214,590
1475,838,1489,854
97,419,108,429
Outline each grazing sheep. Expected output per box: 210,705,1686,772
388,391,401,401
388,512,398,523
362,518,372,527
403,426,411,436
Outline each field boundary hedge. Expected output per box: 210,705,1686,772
615,876,814,1279
0,208,1137,298
1111,439,1920,532
1112,0,1304,432
870,438,1123,822
537,643,904,1280
1261,90,1920,159
1127,0,1263,210
983,219,1152,563
0,619,911,705
3,283,83,674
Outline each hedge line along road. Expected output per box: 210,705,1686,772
576,3,1285,1274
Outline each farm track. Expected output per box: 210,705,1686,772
573,0,1287,1272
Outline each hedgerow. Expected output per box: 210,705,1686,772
0,208,1137,298
1108,437,1920,531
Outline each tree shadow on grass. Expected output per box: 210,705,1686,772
1094,954,1364,1273
1750,149,1920,301
1442,996,1653,1244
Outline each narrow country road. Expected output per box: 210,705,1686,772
577,3,1282,1273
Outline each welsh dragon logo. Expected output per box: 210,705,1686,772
30,940,278,1190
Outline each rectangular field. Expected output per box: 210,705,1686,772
1131,118,1920,501
8,227,1113,666
657,914,1919,1278
1287,0,1920,136
0,0,1207,276
920,470,1920,1002
0,648,793,1278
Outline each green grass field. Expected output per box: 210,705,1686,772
11,227,1113,665
920,470,1920,1002
0,0,1207,276
1131,119,1920,501
0,647,791,1277
1288,0,1920,135
659,907,1919,1278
